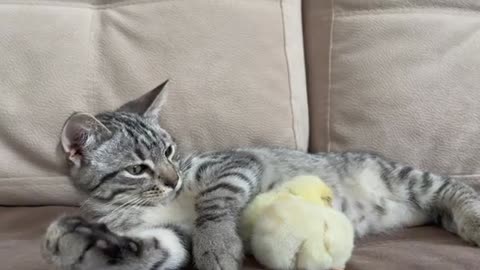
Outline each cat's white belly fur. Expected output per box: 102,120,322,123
333,168,429,236
141,191,197,232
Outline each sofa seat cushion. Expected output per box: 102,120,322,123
2,207,479,270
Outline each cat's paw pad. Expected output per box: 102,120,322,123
42,216,140,267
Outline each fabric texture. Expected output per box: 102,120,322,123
2,207,480,270
304,0,480,183
0,0,308,206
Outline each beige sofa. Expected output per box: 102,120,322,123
1,0,480,269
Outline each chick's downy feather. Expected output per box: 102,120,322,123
241,175,354,270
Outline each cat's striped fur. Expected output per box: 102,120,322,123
43,83,480,270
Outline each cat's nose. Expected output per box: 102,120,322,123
159,164,179,188
164,174,179,188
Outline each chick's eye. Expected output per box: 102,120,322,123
165,145,174,158
125,165,148,175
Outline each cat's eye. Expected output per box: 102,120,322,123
125,164,148,176
165,145,174,159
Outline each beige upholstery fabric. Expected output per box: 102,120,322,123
305,0,480,180
2,207,480,270
0,0,307,205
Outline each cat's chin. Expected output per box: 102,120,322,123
162,192,178,204
164,183,183,203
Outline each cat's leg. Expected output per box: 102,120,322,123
378,160,480,245
192,166,261,270
42,215,189,270
422,175,480,245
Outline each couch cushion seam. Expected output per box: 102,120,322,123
0,0,179,9
279,0,298,150
335,8,480,18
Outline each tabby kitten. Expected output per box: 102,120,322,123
43,81,480,270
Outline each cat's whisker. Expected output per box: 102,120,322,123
101,194,139,214
103,197,144,220
115,198,150,218
83,192,140,213
143,194,162,200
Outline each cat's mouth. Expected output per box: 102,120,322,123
142,179,183,203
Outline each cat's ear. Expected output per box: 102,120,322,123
117,80,169,120
61,113,111,167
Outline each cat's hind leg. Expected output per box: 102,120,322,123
375,159,480,245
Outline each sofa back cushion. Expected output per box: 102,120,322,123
304,0,480,185
0,0,307,205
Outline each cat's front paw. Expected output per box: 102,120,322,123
42,215,140,268
193,221,243,270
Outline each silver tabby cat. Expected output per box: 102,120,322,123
43,81,480,270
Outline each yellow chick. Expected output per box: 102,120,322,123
241,175,354,270
280,175,334,207
240,175,333,244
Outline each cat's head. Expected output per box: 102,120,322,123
60,80,181,206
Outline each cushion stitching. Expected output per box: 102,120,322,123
326,0,335,152
0,182,71,185
87,6,96,111
0,0,178,9
335,8,480,17
279,0,298,150
0,176,68,180
82,0,179,9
